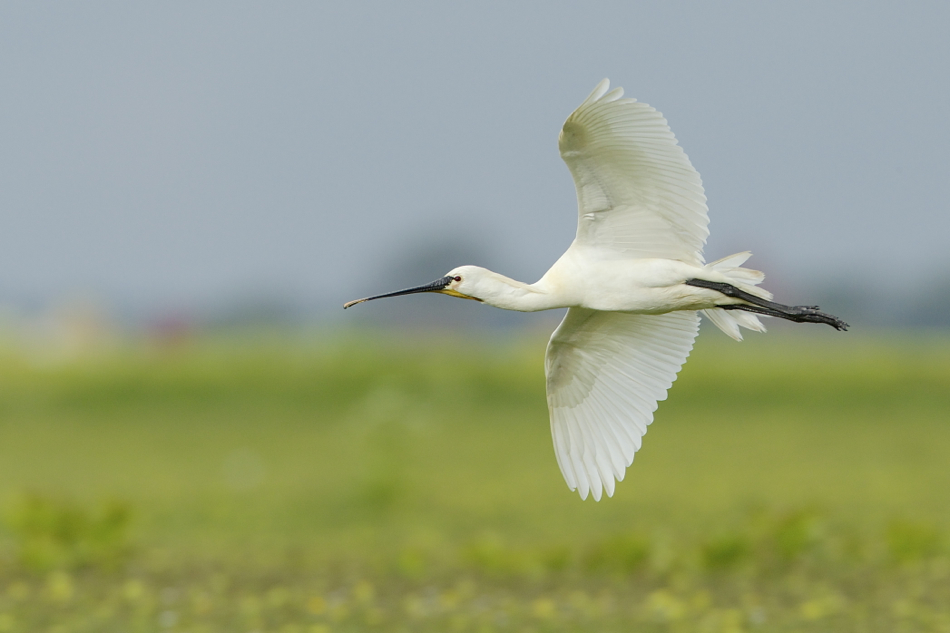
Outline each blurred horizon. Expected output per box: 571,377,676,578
1,2,948,330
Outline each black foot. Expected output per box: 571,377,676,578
685,279,849,331
721,303,849,331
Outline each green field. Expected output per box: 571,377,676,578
0,326,948,632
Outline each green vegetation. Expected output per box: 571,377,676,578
0,327,948,631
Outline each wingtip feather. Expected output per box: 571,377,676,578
580,79,611,108
601,87,624,103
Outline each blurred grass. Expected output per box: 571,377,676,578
0,326,948,631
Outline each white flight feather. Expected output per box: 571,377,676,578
559,79,710,265
545,309,700,500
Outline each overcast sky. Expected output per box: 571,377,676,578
1,2,947,321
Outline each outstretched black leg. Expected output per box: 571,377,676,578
685,279,849,331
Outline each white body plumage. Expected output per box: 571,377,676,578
447,256,761,314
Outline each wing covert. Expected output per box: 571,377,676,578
559,79,709,264
545,308,700,500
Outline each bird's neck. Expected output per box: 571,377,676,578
477,272,562,312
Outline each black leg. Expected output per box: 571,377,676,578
685,279,849,331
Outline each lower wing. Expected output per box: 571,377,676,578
545,309,700,500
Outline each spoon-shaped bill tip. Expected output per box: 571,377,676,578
343,298,369,309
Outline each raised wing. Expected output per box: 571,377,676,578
559,79,709,264
545,308,700,500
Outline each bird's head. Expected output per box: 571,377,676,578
343,265,487,309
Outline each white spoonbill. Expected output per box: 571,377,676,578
345,79,847,501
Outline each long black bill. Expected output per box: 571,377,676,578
343,276,454,309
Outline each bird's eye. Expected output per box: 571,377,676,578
453,276,462,282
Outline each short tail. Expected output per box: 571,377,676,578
701,252,768,341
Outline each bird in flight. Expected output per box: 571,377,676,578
345,79,847,501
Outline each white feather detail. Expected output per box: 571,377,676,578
559,79,710,265
545,309,700,501
701,251,771,340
